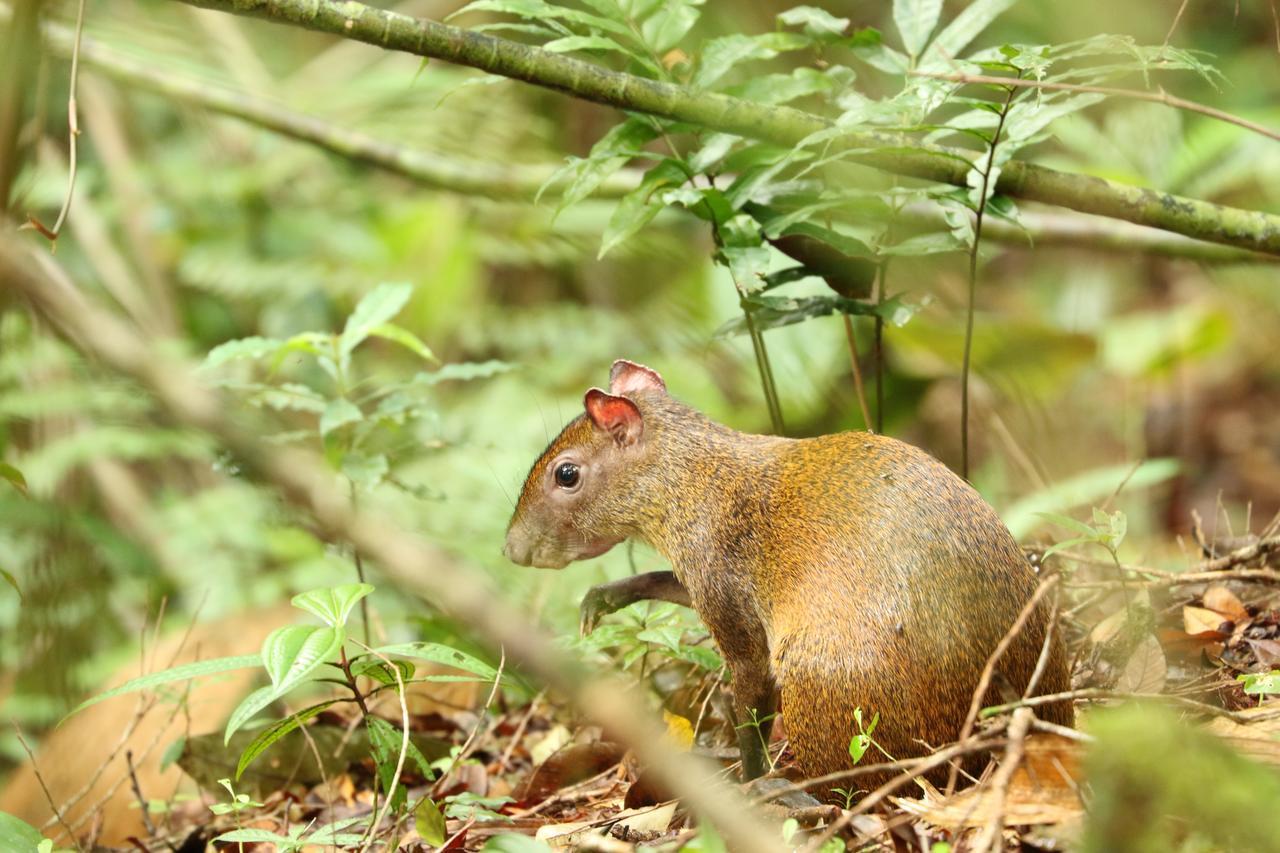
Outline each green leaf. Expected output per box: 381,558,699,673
213,829,293,845
339,283,413,360
160,736,186,772
728,67,846,105
413,360,515,385
351,657,415,685
202,336,283,370
922,0,1018,67
483,835,555,853
542,35,629,55
694,32,811,89
415,798,448,847
894,0,942,56
1002,459,1180,539
224,686,276,744
375,642,499,681
541,117,660,211
66,655,262,718
849,732,871,763
367,716,409,810
0,812,46,851
1238,671,1280,696
291,584,375,628
1034,512,1099,538
599,159,687,258
368,323,438,363
0,567,20,600
319,398,363,437
777,6,849,39
235,700,342,780
0,462,27,496
260,625,345,698
342,452,389,490
639,0,703,53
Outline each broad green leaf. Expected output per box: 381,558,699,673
367,716,409,810
413,360,515,385
415,798,447,847
351,657,415,685
719,246,772,290
291,584,375,628
368,323,438,363
213,829,292,844
375,642,499,681
450,0,633,38
922,0,1018,66
777,6,849,39
599,159,687,258
202,336,282,369
342,452,389,490
1002,459,1180,538
483,834,555,853
542,35,628,55
247,383,327,414
319,398,363,437
0,462,27,495
67,655,262,718
235,699,341,779
728,67,846,105
640,0,703,53
541,117,660,211
305,818,368,845
1003,92,1107,143
0,812,45,851
893,0,942,56
1035,511,1100,538
694,32,810,89
260,625,345,697
339,283,413,359
1238,671,1280,695
224,685,276,744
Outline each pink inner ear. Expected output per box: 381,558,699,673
584,388,643,444
609,359,666,396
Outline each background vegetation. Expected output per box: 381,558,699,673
0,0,1278,849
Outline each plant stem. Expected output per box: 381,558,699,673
841,314,872,431
743,309,785,434
162,0,1280,256
961,77,1020,480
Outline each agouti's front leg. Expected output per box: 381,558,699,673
579,571,692,636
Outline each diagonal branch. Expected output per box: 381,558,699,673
161,0,1280,256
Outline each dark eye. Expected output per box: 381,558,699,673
554,462,580,489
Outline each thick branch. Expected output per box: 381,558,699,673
164,0,1280,256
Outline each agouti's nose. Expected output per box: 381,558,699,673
503,536,532,567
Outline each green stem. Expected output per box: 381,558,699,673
742,308,785,435
164,0,1280,256
961,78,1019,481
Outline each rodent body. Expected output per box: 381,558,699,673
505,361,1071,794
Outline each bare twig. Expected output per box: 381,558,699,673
981,687,1280,724
498,692,544,773
972,707,1033,853
13,722,81,851
353,641,410,853
430,646,507,797
948,574,1060,795
124,750,156,837
23,0,87,242
911,70,1280,144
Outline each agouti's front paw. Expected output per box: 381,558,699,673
579,586,616,637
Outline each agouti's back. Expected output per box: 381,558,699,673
759,432,1071,788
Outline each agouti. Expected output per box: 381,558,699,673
504,360,1072,792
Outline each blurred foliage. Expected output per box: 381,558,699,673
0,0,1278,821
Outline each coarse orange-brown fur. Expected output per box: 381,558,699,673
506,371,1072,796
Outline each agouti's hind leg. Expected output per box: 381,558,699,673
729,656,777,780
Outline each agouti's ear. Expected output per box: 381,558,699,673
609,359,666,396
584,388,643,446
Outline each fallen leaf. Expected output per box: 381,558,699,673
516,742,627,802
1203,705,1280,766
1116,633,1167,694
1247,639,1280,668
663,711,694,748
613,801,676,835
1203,586,1249,624
1183,606,1230,637
530,725,573,766
1090,609,1128,645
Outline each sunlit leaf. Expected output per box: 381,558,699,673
894,0,943,56
319,398,363,437
67,655,262,718
235,699,342,779
339,283,413,360
260,625,345,697
224,686,276,744
291,583,375,628
375,642,500,681
368,323,438,363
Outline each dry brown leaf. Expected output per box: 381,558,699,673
1203,585,1249,624
892,735,1083,829
1117,633,1167,694
1183,605,1230,637
612,802,677,835
1203,704,1280,766
1089,608,1128,645
1247,638,1280,667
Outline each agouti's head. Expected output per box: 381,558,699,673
503,359,665,569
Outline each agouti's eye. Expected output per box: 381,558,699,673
554,462,580,489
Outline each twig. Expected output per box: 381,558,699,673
972,707,1033,853
13,723,81,850
1030,718,1093,743
353,641,410,853
22,0,87,242
841,314,872,431
430,646,506,797
1023,587,1060,700
497,692,544,773
947,574,1059,795
124,750,156,837
980,687,1280,724
911,70,1280,145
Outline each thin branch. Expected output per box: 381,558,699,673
13,723,81,851
980,687,1280,724
972,707,1033,853
154,0,1280,256
912,70,1280,145
841,315,872,431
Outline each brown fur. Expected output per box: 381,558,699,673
506,368,1072,795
